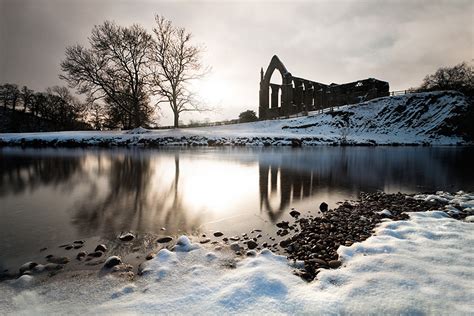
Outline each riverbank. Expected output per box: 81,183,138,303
1,191,473,314
0,91,472,147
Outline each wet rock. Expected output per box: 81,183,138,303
320,202,329,212
146,253,155,260
87,251,103,258
276,221,289,229
44,263,63,271
223,237,229,242
65,245,73,250
230,243,241,252
76,251,87,260
73,244,83,249
47,256,70,264
94,244,107,252
19,262,38,274
290,210,301,218
156,236,173,243
73,240,85,244
112,264,133,273
39,247,47,252
246,250,257,257
104,256,122,268
119,233,135,241
59,244,69,248
247,240,258,250
45,254,53,259
199,238,211,244
213,232,224,237
328,260,342,269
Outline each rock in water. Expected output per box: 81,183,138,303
290,210,301,218
156,236,173,243
94,244,107,252
213,232,224,237
119,233,135,241
104,256,122,268
320,202,329,212
76,251,87,260
47,256,70,264
19,262,38,274
247,240,258,250
230,243,241,252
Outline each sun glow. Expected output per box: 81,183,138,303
195,75,232,106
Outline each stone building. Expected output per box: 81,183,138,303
259,55,389,120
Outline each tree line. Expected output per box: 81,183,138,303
0,83,88,130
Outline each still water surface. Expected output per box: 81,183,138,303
1,146,474,271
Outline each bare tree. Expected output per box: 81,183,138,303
60,21,154,129
418,61,473,96
151,15,208,128
21,86,34,112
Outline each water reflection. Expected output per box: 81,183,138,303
1,146,474,269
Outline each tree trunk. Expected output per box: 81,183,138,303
174,111,179,128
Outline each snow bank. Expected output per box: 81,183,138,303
1,193,473,314
0,91,471,147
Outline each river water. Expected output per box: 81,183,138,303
1,146,474,272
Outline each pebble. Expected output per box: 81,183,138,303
213,232,224,237
156,236,173,243
19,262,38,274
47,256,70,264
88,251,103,258
104,256,122,268
76,251,87,260
146,253,155,260
247,240,258,250
319,202,329,212
290,210,301,218
199,238,211,244
95,244,107,252
230,243,241,252
119,233,135,241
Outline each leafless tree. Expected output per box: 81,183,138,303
418,61,473,96
151,15,209,128
21,86,34,112
60,21,154,128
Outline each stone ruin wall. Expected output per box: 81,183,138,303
259,56,390,120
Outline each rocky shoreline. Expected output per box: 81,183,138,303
2,191,473,285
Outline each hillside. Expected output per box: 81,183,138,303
0,91,472,146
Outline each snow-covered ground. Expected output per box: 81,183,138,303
0,91,471,146
1,192,473,314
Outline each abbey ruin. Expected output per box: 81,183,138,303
259,55,390,120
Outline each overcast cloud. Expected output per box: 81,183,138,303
1,0,472,125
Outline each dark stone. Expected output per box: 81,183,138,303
199,238,211,244
65,245,73,250
276,221,289,229
320,202,329,212
247,240,258,249
76,251,87,260
104,256,122,268
47,256,70,264
73,244,83,249
156,236,173,243
94,244,107,252
290,210,301,218
119,233,135,241
88,251,103,258
146,253,155,260
73,240,85,244
328,260,342,269
19,262,38,274
213,232,224,237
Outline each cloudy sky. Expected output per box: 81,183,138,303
1,0,473,125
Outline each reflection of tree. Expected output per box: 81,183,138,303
72,152,201,237
0,152,83,196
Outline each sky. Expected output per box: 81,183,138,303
1,0,473,125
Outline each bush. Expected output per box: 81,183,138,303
239,110,258,123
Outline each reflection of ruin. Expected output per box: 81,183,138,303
259,55,389,119
259,164,314,222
